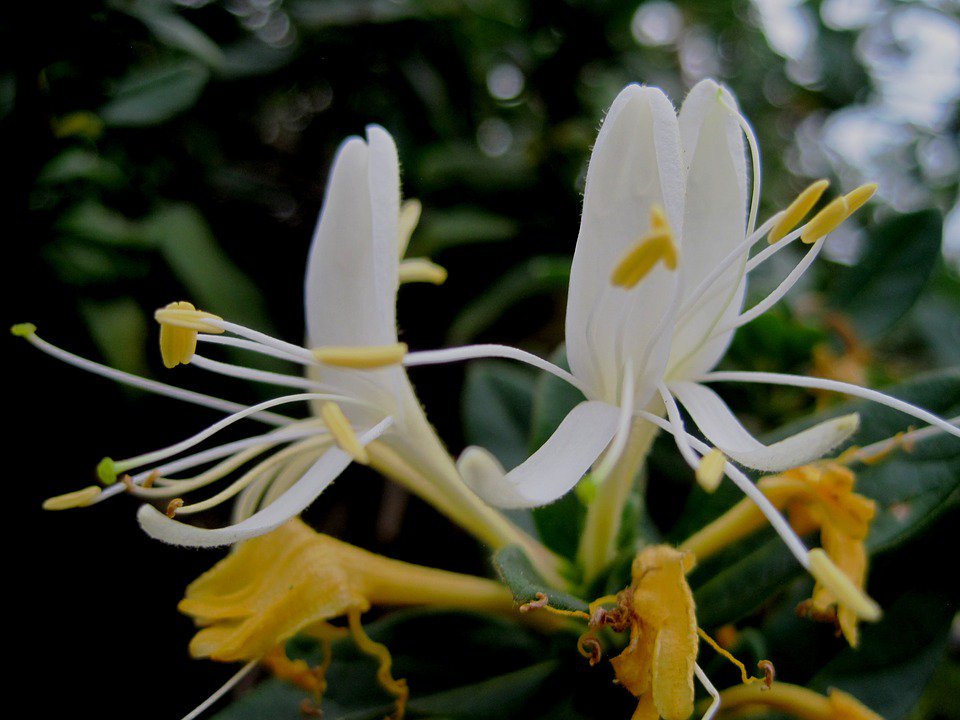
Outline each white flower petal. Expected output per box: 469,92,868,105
668,79,749,380
566,84,684,406
670,381,859,471
457,401,621,508
137,418,393,546
305,126,400,349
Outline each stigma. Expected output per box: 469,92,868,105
155,301,224,369
611,205,678,289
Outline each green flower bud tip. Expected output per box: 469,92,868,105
97,457,118,485
11,323,37,338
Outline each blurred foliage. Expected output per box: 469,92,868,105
9,0,960,718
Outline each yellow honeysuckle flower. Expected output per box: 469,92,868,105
608,545,699,720
180,518,520,718
680,461,876,647
712,681,884,720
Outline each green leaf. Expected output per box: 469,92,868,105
79,297,150,377
408,662,558,717
101,59,210,126
37,149,125,187
143,203,274,335
811,591,953,718
57,201,150,247
462,360,536,469
828,210,942,340
128,1,226,69
409,206,519,258
448,256,570,344
43,239,150,286
493,545,589,612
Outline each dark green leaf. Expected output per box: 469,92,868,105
410,206,519,258
448,256,570,344
828,210,942,339
37,148,125,187
101,59,210,126
408,662,558,717
493,545,588,612
57,201,150,247
79,297,150,376
128,1,226,68
462,360,536,469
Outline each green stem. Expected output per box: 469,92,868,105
367,440,568,589
577,420,659,581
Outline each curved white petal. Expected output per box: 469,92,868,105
137,418,393,546
457,401,621,508
668,79,749,380
670,381,859,471
566,84,684,406
303,125,410,411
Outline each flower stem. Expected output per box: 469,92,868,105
578,420,659,581
367,441,568,588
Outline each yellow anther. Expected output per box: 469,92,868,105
695,448,726,493
156,301,223,369
611,204,678,288
807,548,881,621
843,182,878,215
43,485,101,510
398,258,447,285
611,232,677,288
767,179,830,244
312,343,408,369
320,402,369,464
800,195,850,244
397,198,422,258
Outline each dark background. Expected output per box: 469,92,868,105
6,0,959,717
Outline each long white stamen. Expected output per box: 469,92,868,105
22,332,292,426
129,443,279,499
190,355,329,391
95,423,323,503
698,371,960,441
746,222,804,272
197,334,313,365
637,402,811,569
721,96,762,236
849,414,960,461
113,393,354,475
676,214,782,321
695,664,721,720
404,344,593,398
712,234,827,337
594,361,636,480
658,383,707,469
180,660,257,720
175,437,328,515
236,450,319,522
207,319,319,365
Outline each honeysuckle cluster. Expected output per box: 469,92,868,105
20,77,960,720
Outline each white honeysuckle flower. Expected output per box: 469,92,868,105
447,79,960,579
23,126,553,572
